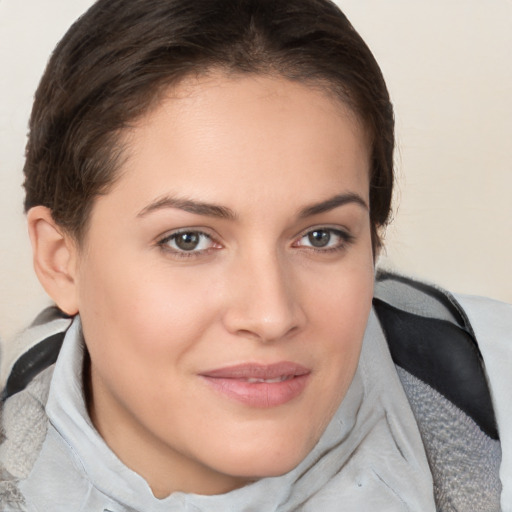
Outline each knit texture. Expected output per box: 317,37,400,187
0,472,25,512
397,366,501,512
0,367,52,479
0,368,55,511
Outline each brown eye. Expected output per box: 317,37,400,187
174,232,201,251
307,230,331,248
159,230,216,254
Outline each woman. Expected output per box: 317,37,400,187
0,0,510,510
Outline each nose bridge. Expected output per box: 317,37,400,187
223,244,304,341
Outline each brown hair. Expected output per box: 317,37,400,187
23,0,394,251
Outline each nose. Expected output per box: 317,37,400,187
221,249,306,343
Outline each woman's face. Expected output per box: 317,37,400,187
73,74,375,497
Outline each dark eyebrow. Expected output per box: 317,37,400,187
137,196,237,220
298,193,368,218
138,192,367,221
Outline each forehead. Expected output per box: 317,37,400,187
105,73,371,215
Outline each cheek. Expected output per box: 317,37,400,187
305,252,374,389
76,252,225,408
78,247,213,335
79,261,215,417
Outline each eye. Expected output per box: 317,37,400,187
158,230,218,254
295,228,353,251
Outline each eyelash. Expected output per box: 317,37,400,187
156,227,354,259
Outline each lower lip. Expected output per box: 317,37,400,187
201,374,310,408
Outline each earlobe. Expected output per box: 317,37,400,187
27,206,79,316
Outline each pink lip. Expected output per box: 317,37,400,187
200,362,311,408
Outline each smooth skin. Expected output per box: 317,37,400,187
28,73,375,498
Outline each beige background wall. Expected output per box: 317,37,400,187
1,0,511,342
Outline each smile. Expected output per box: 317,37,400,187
200,362,311,408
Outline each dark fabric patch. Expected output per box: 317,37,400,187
373,298,498,440
1,333,65,402
375,270,468,329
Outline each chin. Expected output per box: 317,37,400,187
213,437,315,481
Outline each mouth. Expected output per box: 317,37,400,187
199,362,311,408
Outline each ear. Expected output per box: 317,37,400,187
27,206,79,316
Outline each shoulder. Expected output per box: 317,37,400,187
453,292,512,509
374,271,511,511
0,308,72,509
0,365,55,512
374,270,512,437
1,366,55,473
373,270,500,438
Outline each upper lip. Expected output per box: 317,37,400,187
200,362,310,380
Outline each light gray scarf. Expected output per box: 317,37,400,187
4,310,436,511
